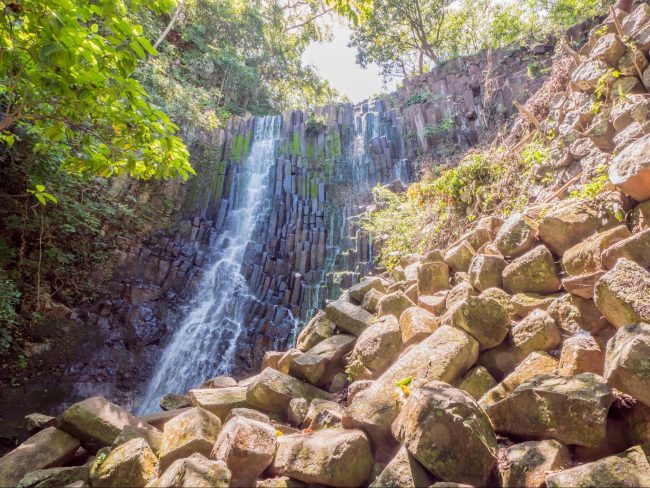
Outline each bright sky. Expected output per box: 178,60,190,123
301,23,398,103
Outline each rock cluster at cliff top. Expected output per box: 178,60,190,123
3,3,650,487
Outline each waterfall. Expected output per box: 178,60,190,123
137,116,281,414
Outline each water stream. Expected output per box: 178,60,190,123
137,116,281,413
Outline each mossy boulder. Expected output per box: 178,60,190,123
605,322,650,407
503,246,562,295
159,394,191,411
399,307,440,345
325,300,374,336
445,282,478,311
369,445,434,488
346,315,403,381
468,254,507,291
456,366,497,400
538,201,603,256
361,288,384,314
377,291,416,320
296,310,335,352
289,334,356,387
148,453,230,488
90,437,158,488
510,292,558,318
417,261,450,295
445,295,511,350
602,228,650,269
444,241,476,273
392,381,497,486
349,277,387,303
16,466,88,488
562,225,631,276
594,258,650,327
494,213,537,258
548,293,611,335
188,387,248,421
499,440,570,488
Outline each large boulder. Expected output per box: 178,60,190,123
603,228,650,269
417,261,450,295
0,427,80,487
444,241,475,273
445,281,478,311
609,133,650,201
369,445,434,488
509,292,556,318
503,246,561,295
605,322,650,407
558,335,605,376
349,277,387,302
571,59,610,91
343,325,479,444
188,387,248,421
16,466,88,488
325,300,374,336
548,293,611,335
160,394,191,411
148,453,230,488
399,307,440,345
456,366,496,400
269,429,373,487
377,291,416,319
418,292,447,315
538,201,603,256
347,315,403,381
499,440,570,488
392,381,497,486
59,397,157,452
494,213,537,258
546,444,650,487
89,437,158,488
296,311,335,352
112,424,162,453
246,367,329,416
562,271,606,299
289,334,356,386
158,407,222,473
562,225,631,276
445,295,511,350
486,373,614,448
468,254,507,291
211,416,277,487
594,258,650,327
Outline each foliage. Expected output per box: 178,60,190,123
424,116,454,137
0,271,20,355
0,0,193,180
305,116,327,137
570,164,609,200
405,92,431,107
527,61,552,79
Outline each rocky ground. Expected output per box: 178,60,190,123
2,3,650,488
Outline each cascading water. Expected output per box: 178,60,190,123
137,116,281,413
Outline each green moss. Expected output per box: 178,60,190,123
292,132,301,156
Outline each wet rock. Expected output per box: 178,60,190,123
562,225,631,276
349,277,387,302
148,453,230,488
468,254,507,291
499,440,570,488
558,335,605,376
343,325,478,444
347,315,403,380
546,444,650,487
325,300,374,336
602,228,650,269
538,201,603,256
399,307,440,345
456,366,496,400
112,424,162,453
59,397,156,452
605,322,650,407
246,367,329,416
89,437,157,488
594,258,650,327
418,292,447,315
160,394,191,411
158,407,221,473
548,293,611,335
16,466,88,488
377,291,416,319
445,295,511,350
609,133,650,201
289,334,356,386
0,427,80,487
392,381,497,486
444,241,475,273
188,387,248,421
269,429,373,487
503,246,561,295
417,261,450,295
211,416,277,487
494,213,537,258
369,445,434,488
486,373,614,448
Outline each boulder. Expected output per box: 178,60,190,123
602,228,650,269
392,381,497,486
399,307,440,345
562,271,606,299
499,440,570,488
444,241,475,273
138,408,190,431
503,246,561,295
405,282,419,303
562,225,631,276
538,201,603,256
571,59,610,91
476,215,504,239
445,295,511,350
632,200,650,231
287,398,308,426
548,293,611,335
510,292,556,318
445,281,478,311
224,408,270,425
16,466,88,488
361,288,383,313
468,254,507,291
158,407,221,473
486,373,614,448
112,424,162,453
325,300,374,336
24,413,57,434
89,437,157,487
246,367,329,416
0,427,80,487
148,453,230,488
418,292,447,315
343,325,479,444
546,444,650,487
302,399,343,430
347,315,403,380
269,429,373,487
494,213,537,258
456,366,496,400
328,372,348,393
295,311,336,352
558,335,605,376
417,261,450,295
200,376,238,389
262,351,284,371
211,416,277,487
277,349,303,374
369,445,434,488
347,380,373,405
59,397,156,453
594,258,650,327
349,277,387,302
605,322,650,406
377,291,416,319
609,133,650,201
591,32,626,65
159,394,191,411
289,334,356,386
404,261,420,281
188,387,248,421
480,351,559,409
480,288,514,316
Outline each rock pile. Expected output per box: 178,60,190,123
2,4,650,487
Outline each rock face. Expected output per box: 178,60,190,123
270,429,373,487
604,322,650,407
148,453,231,488
503,246,561,295
486,373,614,448
594,258,650,327
211,416,277,487
499,440,570,488
90,437,158,488
392,381,497,486
0,427,80,487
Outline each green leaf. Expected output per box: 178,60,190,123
36,184,45,192
35,194,47,205
136,36,157,56
42,192,58,204
90,23,99,33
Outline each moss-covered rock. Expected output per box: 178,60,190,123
494,213,537,258
503,246,562,295
445,295,511,350
399,307,440,345
369,445,434,488
325,300,374,336
548,293,611,335
296,311,336,352
148,453,230,488
417,261,450,296
468,254,507,291
289,334,355,386
16,466,88,488
90,437,158,487
602,228,650,269
594,258,650,327
499,440,570,488
377,291,416,320
347,315,403,381
456,366,496,400
605,322,650,407
444,241,476,273
349,277,387,303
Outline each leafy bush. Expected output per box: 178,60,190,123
305,116,328,137
405,92,431,107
